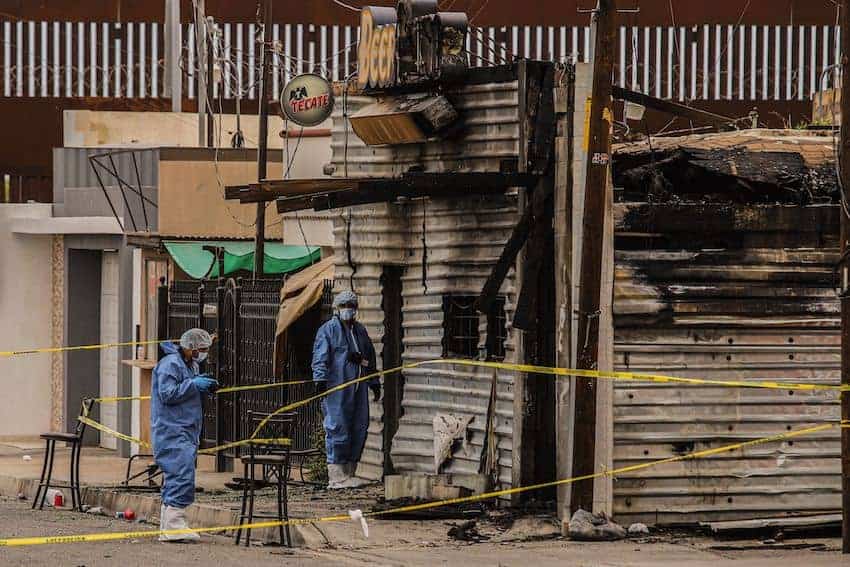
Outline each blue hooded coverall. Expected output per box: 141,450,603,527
151,342,203,508
311,316,377,465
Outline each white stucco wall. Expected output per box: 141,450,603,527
0,205,54,439
99,251,120,449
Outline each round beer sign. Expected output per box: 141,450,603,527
280,73,335,127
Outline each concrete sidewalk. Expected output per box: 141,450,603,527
0,441,382,546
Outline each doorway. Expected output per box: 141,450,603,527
66,249,102,445
380,265,405,476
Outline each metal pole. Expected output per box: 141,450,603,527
254,0,273,276
839,0,850,554
570,0,616,515
195,0,207,146
165,0,182,113
207,28,215,148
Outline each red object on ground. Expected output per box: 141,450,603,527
123,507,135,521
53,493,63,507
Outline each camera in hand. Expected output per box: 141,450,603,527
348,351,364,365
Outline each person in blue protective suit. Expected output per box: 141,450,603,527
151,328,218,542
312,290,380,489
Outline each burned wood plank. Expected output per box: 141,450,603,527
274,172,538,213
225,178,371,203
475,174,553,314
614,203,840,234
513,174,554,330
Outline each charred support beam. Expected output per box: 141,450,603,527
612,86,738,131
267,172,538,213
478,62,556,316
512,175,554,330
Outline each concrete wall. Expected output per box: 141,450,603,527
157,150,283,239
63,110,330,150
0,205,54,438
62,110,335,246
99,251,120,449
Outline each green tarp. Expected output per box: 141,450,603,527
163,241,321,279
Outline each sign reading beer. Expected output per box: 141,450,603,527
358,1,469,91
280,73,334,127
357,7,398,90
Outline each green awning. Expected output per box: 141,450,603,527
163,241,321,279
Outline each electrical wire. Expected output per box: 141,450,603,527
331,0,362,12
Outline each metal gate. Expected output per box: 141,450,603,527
164,280,219,451
162,276,333,471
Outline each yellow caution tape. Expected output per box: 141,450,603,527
0,422,835,547
251,358,848,439
93,380,312,404
437,358,850,392
77,416,151,449
0,339,172,358
198,437,291,455
78,415,290,455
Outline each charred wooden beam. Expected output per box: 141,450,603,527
225,178,369,203
512,173,555,330
613,85,738,130
615,203,840,234
272,172,539,213
476,174,554,315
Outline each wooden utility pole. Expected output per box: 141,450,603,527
254,0,273,276
570,0,616,514
840,0,850,554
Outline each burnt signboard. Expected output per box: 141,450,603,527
358,0,469,91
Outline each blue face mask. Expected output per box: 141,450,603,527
194,351,208,363
339,308,357,322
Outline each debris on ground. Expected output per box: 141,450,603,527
708,542,829,552
84,506,104,515
15,492,25,500
493,516,560,542
628,523,650,535
370,497,485,520
447,520,489,543
568,509,627,541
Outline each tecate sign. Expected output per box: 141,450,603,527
280,74,334,127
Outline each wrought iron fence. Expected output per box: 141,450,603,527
162,275,333,471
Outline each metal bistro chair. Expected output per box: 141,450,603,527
286,381,325,483
33,398,95,512
235,410,295,548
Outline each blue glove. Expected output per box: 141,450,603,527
192,376,219,394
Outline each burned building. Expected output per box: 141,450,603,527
611,130,841,523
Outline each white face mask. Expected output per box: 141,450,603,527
194,351,208,363
339,308,357,322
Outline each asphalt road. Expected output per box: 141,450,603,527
2,496,849,566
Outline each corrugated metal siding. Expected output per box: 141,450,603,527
53,146,158,204
612,203,841,525
329,78,525,483
332,198,520,486
329,81,520,178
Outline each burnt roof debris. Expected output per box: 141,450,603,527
613,130,839,205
